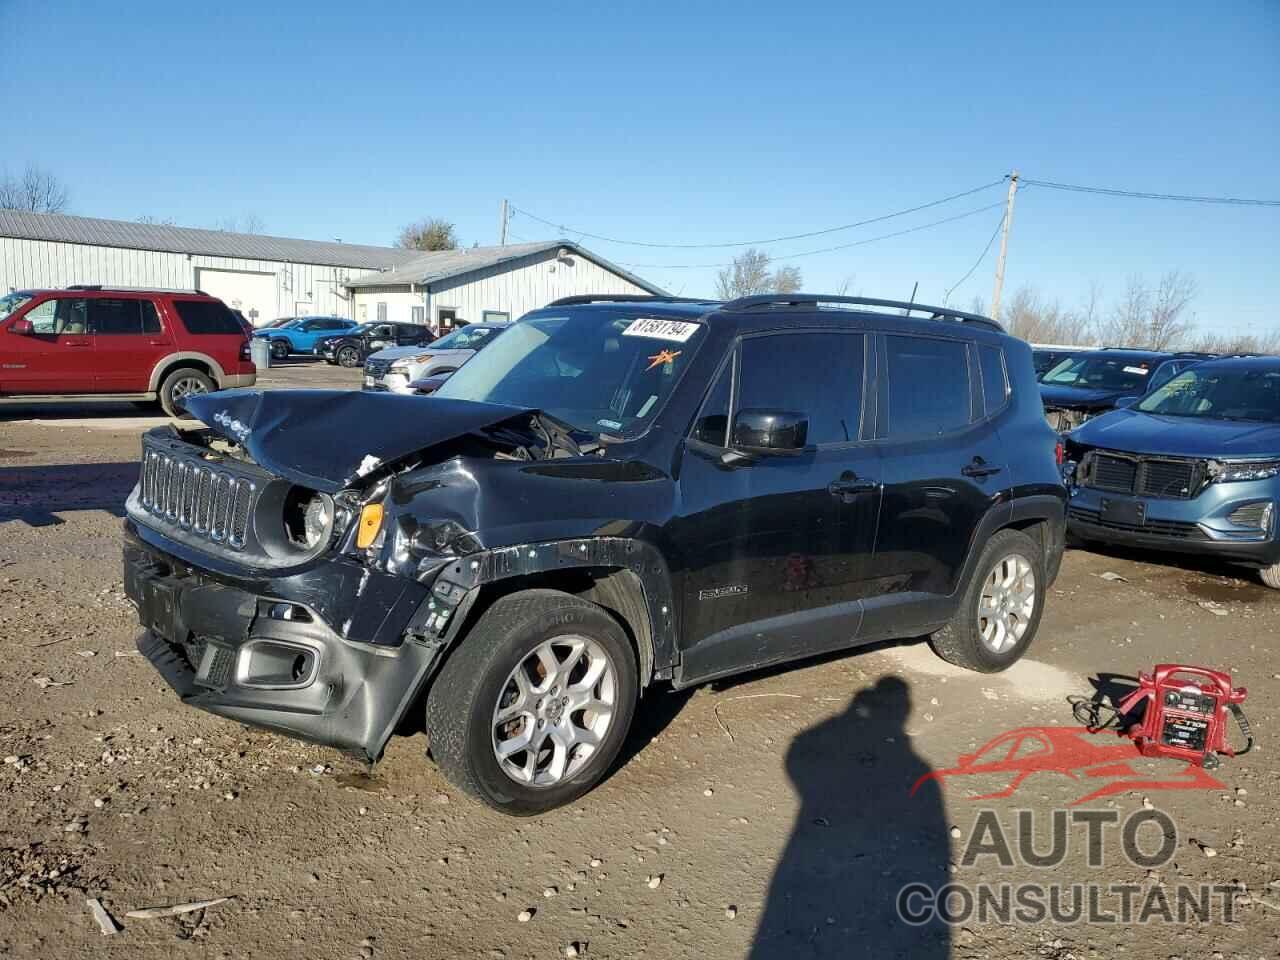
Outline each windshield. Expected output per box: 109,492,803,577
1042,354,1157,391
434,310,706,437
0,293,33,321
430,326,498,350
1136,366,1280,422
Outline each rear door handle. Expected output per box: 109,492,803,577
961,457,1003,479
148,340,171,347
65,339,92,347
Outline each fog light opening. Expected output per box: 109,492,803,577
291,653,308,683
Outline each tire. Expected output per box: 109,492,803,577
1259,563,1280,590
337,345,361,368
929,529,1046,673
270,339,289,361
424,589,639,815
158,368,215,419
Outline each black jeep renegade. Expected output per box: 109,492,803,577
123,294,1066,813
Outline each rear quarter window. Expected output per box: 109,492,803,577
979,345,1010,415
173,300,244,335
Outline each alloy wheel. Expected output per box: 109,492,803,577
491,635,618,788
338,346,361,367
169,376,209,405
976,554,1036,653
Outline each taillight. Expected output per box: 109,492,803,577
1055,441,1064,466
240,340,251,362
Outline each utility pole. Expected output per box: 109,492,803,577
990,170,1019,323
499,199,509,246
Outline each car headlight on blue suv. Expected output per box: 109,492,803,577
1207,459,1280,483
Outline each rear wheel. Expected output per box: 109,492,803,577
270,339,289,361
337,345,361,367
158,368,214,419
929,529,1045,672
424,589,638,815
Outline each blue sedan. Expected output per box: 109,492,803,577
1063,355,1280,587
253,316,358,360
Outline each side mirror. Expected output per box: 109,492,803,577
730,409,809,455
8,318,33,335
1114,396,1138,409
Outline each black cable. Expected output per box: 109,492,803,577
510,179,1008,249
943,210,1007,305
615,201,1007,270
1021,177,1280,207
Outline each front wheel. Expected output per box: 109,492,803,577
1259,562,1280,590
270,339,289,361
424,589,638,815
929,528,1045,672
337,345,362,367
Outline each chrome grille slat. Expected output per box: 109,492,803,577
136,442,262,553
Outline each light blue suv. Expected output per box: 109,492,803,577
1064,355,1280,587
253,316,357,360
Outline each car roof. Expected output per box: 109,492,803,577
1085,348,1172,360
1186,354,1280,373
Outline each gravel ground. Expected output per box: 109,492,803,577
1,362,1277,959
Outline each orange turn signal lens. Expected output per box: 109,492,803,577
356,503,384,549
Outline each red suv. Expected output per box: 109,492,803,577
0,286,256,417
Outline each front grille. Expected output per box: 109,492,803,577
1083,450,1204,501
1068,507,1208,540
1091,454,1137,492
139,448,257,550
364,358,391,377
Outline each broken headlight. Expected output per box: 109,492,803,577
1207,459,1280,483
283,487,335,549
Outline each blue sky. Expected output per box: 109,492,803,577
3,0,1277,334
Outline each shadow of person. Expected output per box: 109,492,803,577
750,676,949,959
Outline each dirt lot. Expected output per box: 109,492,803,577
1,363,1277,960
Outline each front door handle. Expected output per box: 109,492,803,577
65,339,92,347
961,457,1003,479
828,471,879,502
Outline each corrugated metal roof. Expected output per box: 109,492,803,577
342,240,666,294
0,209,421,270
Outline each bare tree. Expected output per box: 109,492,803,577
714,248,803,299
1001,286,1097,345
397,218,458,251
1146,270,1196,350
137,215,177,226
0,164,69,213
1097,275,1150,347
1186,329,1280,355
211,214,265,234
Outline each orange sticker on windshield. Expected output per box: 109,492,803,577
646,349,681,370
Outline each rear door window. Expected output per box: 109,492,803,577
173,300,243,335
90,299,146,335
737,333,865,445
885,335,972,438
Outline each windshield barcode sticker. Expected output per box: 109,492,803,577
622,318,701,342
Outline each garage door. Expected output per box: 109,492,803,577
194,268,277,328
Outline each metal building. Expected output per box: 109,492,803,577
0,212,665,330
343,241,665,331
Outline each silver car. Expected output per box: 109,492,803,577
362,323,507,394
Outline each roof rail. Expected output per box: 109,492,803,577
545,294,719,308
66,284,210,296
720,294,1003,331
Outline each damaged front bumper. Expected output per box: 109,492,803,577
124,521,453,761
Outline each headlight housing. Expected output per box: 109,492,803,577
1207,459,1280,483
282,487,335,549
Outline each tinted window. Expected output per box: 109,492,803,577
693,356,733,446
92,299,145,335
1042,354,1156,391
54,299,88,334
173,300,244,335
885,335,971,438
979,345,1008,415
738,333,864,445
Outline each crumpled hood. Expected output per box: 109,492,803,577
1039,383,1129,410
184,389,533,493
1072,408,1280,458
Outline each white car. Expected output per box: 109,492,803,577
362,323,507,394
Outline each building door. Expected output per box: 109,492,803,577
437,307,458,331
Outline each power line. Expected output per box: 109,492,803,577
617,201,1008,270
510,179,1007,249
944,211,1007,305
1020,177,1280,207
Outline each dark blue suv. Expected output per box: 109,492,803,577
123,294,1066,812
1064,355,1280,587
